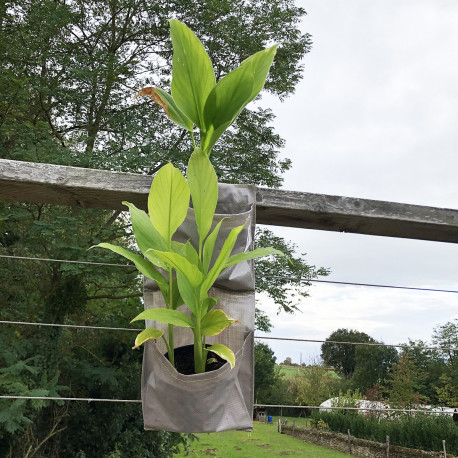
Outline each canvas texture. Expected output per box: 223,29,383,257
142,183,256,433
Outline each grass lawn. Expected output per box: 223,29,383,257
174,421,349,457
278,365,340,380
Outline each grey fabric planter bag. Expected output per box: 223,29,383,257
142,183,256,433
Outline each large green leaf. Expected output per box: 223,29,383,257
202,218,224,273
131,308,193,328
122,201,167,256
146,249,203,288
135,86,193,131
171,240,200,269
239,44,279,102
201,64,253,154
203,296,219,314
91,243,168,298
169,19,215,129
224,247,284,268
207,343,235,369
201,221,247,298
148,162,190,244
132,328,165,349
170,276,184,310
201,44,278,154
153,87,193,131
187,148,218,243
200,309,238,336
176,270,200,316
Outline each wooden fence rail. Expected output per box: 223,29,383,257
0,159,457,243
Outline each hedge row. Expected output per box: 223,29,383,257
312,411,457,455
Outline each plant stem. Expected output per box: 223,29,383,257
167,267,175,367
161,334,173,361
168,324,174,366
193,320,205,373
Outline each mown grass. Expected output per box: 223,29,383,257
278,365,340,380
174,421,350,457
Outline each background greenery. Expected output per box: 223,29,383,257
174,420,350,457
312,411,458,455
0,1,329,456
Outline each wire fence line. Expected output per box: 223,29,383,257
268,276,458,294
0,254,132,268
254,404,456,416
0,320,140,332
257,336,457,353
0,396,453,416
0,395,141,403
1,320,456,353
1,253,457,294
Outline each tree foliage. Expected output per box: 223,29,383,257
321,323,457,409
255,228,330,314
351,343,398,393
386,352,426,409
254,342,279,401
321,329,375,379
289,363,341,408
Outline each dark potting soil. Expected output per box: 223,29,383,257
165,345,226,375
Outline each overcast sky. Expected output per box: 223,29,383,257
256,0,458,364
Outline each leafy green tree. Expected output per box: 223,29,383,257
436,373,458,406
432,320,458,406
401,339,446,404
386,352,426,408
254,342,279,402
282,357,293,366
321,329,375,379
255,229,330,314
351,343,398,394
289,362,341,407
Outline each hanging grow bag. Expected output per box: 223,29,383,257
142,183,256,433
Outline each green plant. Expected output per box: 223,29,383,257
313,411,458,455
93,20,282,373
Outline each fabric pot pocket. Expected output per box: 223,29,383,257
142,183,256,433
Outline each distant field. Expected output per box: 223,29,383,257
174,421,350,457
277,365,340,379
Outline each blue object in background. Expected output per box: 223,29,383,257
268,416,272,423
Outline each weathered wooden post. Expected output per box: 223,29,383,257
442,439,447,458
386,435,390,457
278,417,281,433
347,429,352,455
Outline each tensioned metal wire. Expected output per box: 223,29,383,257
1,253,457,353
1,253,456,410
1,254,457,294
0,395,453,416
0,320,456,353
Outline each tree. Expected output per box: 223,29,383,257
386,352,426,409
351,343,398,393
321,329,375,379
254,342,279,402
401,339,446,404
0,0,319,455
255,229,330,314
432,320,458,365
282,357,293,366
432,320,458,406
289,362,341,408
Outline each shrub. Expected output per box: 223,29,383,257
312,411,458,455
